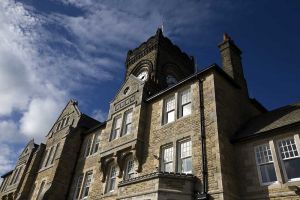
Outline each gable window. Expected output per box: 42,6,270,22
164,96,175,124
122,110,133,136
73,174,83,200
255,143,277,184
179,89,191,117
110,116,122,141
106,165,117,193
161,146,173,172
278,137,300,181
178,140,192,173
81,171,93,199
124,157,135,180
92,134,100,154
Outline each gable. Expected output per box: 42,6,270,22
108,74,145,119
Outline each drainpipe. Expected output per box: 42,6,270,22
195,78,209,200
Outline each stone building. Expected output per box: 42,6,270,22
1,29,300,200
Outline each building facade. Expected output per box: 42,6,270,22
1,29,300,200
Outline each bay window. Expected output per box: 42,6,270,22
161,146,173,172
178,140,192,173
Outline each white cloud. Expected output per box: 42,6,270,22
0,0,231,174
92,109,107,122
0,144,18,177
20,97,65,143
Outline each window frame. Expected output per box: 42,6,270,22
254,142,278,186
161,145,174,172
124,156,135,180
80,171,93,199
164,95,176,124
178,89,192,118
73,174,83,200
277,135,300,182
177,139,192,174
105,165,117,193
110,115,122,141
84,137,93,157
122,109,133,136
92,133,101,154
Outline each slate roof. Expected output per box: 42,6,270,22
233,102,300,142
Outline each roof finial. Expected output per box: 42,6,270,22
223,32,231,42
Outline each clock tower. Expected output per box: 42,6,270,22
124,28,195,95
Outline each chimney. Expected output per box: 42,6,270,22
218,33,248,95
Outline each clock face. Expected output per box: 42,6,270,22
166,75,177,86
137,71,148,82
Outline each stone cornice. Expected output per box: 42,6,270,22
118,171,195,187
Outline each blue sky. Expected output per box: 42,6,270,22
0,0,299,176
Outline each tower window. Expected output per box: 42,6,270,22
255,143,277,184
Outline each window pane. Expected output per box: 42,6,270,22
181,140,192,158
278,138,299,160
283,158,300,180
181,157,192,173
166,97,175,112
164,162,173,172
259,163,277,183
107,166,116,192
182,103,191,116
181,90,191,105
167,110,175,123
125,159,134,180
255,144,273,165
163,147,173,162
179,140,192,173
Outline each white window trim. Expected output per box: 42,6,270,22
122,109,133,136
178,139,192,174
161,145,174,172
178,89,192,118
277,134,300,182
162,87,192,125
254,141,278,186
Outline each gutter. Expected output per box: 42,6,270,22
195,78,209,200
